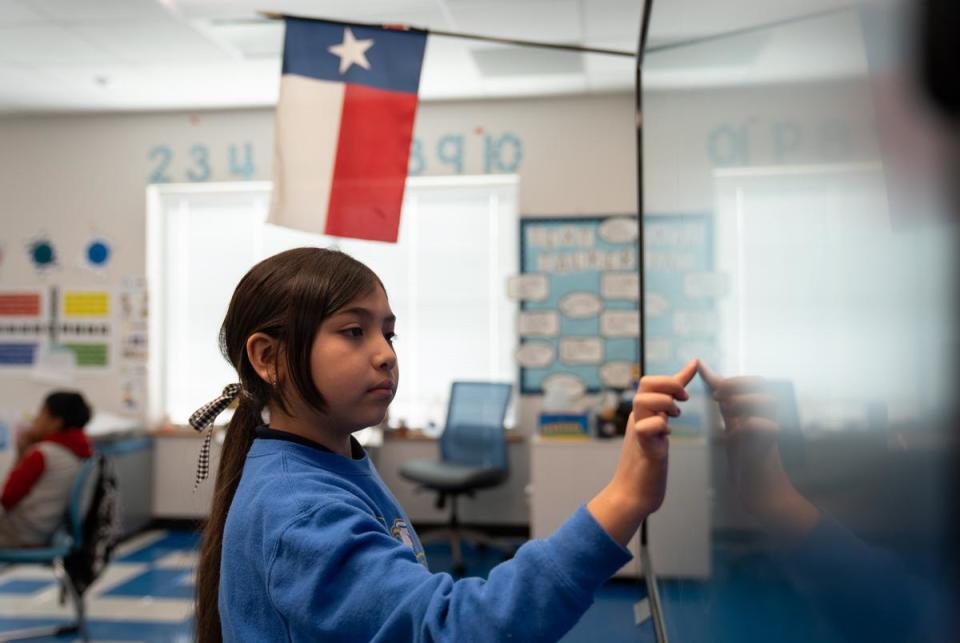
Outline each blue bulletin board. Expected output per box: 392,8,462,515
643,213,715,399
518,217,640,394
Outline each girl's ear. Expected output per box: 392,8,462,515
245,332,281,386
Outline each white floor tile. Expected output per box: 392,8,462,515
154,551,198,570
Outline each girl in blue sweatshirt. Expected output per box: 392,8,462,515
193,247,697,642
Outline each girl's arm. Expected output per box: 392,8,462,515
267,498,630,642
264,362,698,642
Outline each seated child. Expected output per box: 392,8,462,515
0,391,93,547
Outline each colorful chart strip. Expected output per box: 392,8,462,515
0,293,41,316
64,343,109,367
0,343,38,365
64,292,110,318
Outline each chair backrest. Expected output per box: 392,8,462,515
66,457,101,546
440,382,512,470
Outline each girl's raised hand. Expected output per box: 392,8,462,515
630,358,699,461
588,359,699,546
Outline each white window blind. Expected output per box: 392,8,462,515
148,177,518,429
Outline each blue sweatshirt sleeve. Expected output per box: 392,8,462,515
266,502,632,642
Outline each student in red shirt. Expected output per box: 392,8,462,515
0,391,93,547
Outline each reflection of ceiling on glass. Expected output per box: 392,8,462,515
645,6,870,89
0,0,865,112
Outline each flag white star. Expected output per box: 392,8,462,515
328,28,374,75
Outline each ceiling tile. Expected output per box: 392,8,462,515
0,0,46,25
28,0,172,22
471,45,584,78
71,17,233,64
445,0,583,42
582,0,642,42
0,25,114,64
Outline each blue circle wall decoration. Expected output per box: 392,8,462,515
30,240,56,268
86,239,111,267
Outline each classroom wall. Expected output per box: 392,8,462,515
0,82,877,417
0,81,879,523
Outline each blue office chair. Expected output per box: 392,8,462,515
0,456,101,642
399,381,514,575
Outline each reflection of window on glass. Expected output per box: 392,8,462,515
713,166,954,427
149,178,517,430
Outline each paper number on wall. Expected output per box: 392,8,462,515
148,145,173,183
186,144,211,182
147,143,256,183
228,143,255,179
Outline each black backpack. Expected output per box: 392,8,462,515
63,454,122,595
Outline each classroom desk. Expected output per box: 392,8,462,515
92,432,153,536
151,427,711,580
530,436,711,579
151,428,219,519
150,425,387,519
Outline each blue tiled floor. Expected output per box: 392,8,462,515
0,528,949,641
102,568,195,600
0,618,193,643
0,577,56,594
0,530,820,642
114,531,201,564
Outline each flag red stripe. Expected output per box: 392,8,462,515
325,83,418,243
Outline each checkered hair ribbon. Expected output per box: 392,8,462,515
188,383,241,490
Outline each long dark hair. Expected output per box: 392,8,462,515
194,247,382,643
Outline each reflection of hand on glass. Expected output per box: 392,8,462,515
699,364,945,640
698,362,820,538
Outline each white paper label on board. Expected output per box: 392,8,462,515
558,292,602,319
597,217,638,244
673,311,718,336
515,341,556,368
528,225,594,249
601,272,639,301
644,337,672,363
517,310,560,337
542,372,587,398
559,338,604,365
600,310,640,337
684,272,730,299
599,361,634,388
645,292,669,317
507,274,550,302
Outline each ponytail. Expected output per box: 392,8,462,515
194,397,261,643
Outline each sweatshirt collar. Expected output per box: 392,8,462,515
251,425,371,476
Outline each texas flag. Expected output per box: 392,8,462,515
269,18,427,243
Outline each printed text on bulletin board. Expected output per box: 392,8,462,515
517,217,640,395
